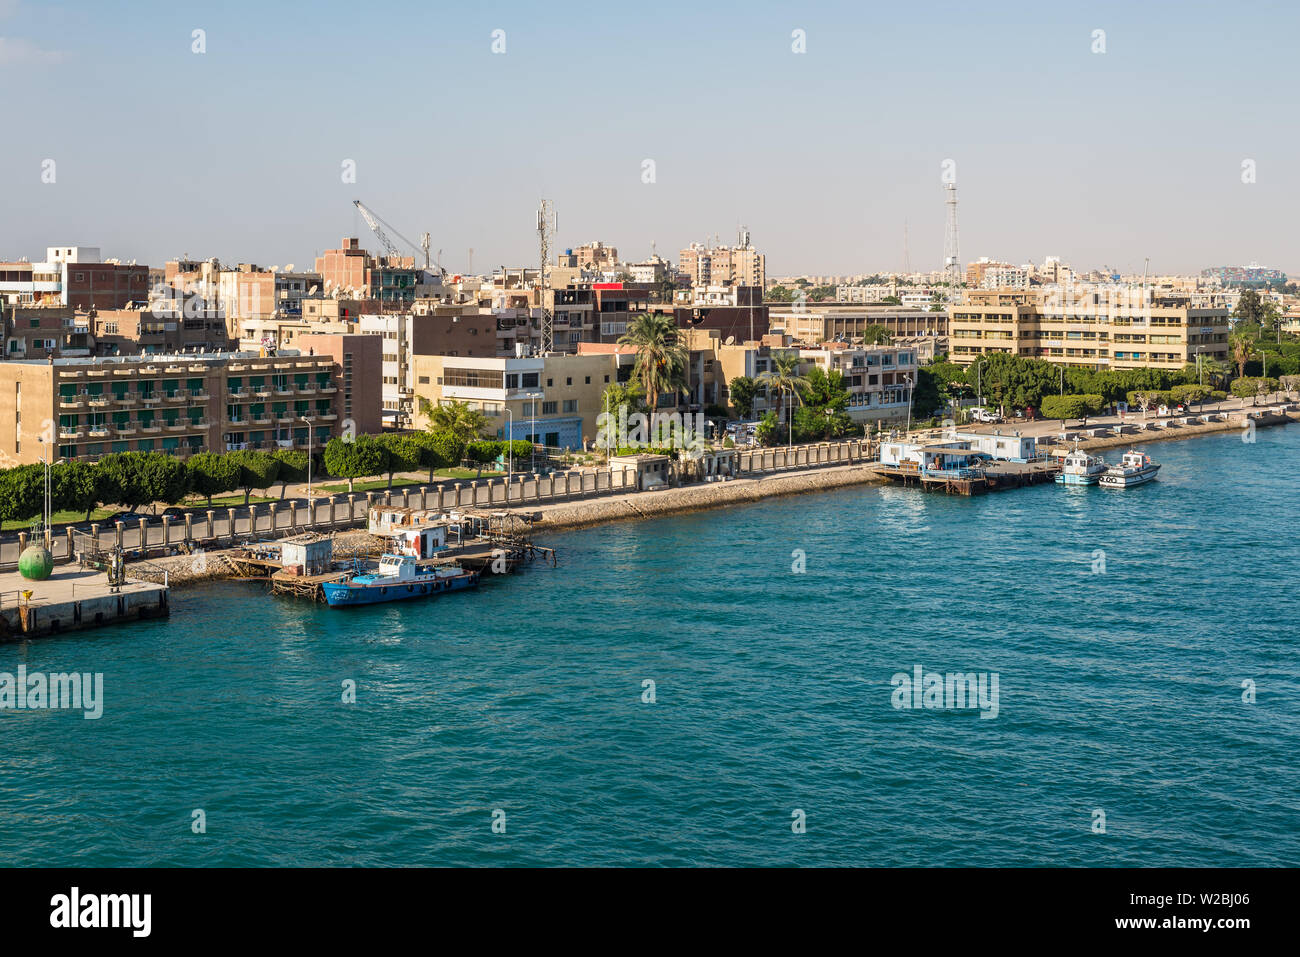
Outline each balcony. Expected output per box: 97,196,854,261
88,396,112,408
276,414,295,424
140,394,161,405
113,393,138,406
162,391,187,403
164,422,187,432
58,428,83,440
59,396,85,409
318,385,338,394
115,424,137,436
251,416,272,426
189,390,209,401
254,388,273,398
140,424,162,434
274,388,294,397
88,426,111,438
317,413,338,421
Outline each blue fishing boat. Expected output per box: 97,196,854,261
321,554,480,607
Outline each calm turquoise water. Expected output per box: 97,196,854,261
2,427,1297,867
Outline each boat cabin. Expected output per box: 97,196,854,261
388,522,449,559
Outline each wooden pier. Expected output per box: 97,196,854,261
228,509,560,603
872,460,1061,496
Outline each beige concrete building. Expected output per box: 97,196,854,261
769,304,946,341
947,288,1230,369
0,351,344,467
411,352,627,450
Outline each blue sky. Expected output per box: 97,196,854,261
1,0,1296,277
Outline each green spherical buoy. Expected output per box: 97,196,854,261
18,544,54,581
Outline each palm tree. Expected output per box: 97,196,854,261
1230,332,1256,379
618,312,689,411
758,354,810,445
861,324,893,346
420,398,490,444
1199,357,1229,390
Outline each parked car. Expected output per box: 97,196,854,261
968,408,1002,424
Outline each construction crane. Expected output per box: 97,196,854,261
352,199,444,276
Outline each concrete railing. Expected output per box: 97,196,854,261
0,440,874,567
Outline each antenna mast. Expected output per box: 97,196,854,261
537,199,556,353
943,184,961,291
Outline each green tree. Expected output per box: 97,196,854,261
270,448,309,499
227,449,280,505
323,435,387,493
419,399,491,444
409,430,464,482
757,354,810,444
1040,393,1103,425
860,324,894,345
727,376,758,419
0,464,46,524
376,433,422,489
185,451,239,507
53,460,104,522
466,439,502,478
100,452,187,512
1230,332,1256,379
754,410,780,447
618,311,689,408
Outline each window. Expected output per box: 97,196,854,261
566,377,572,386
542,401,557,415
521,372,539,388
562,399,578,413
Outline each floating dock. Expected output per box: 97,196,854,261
0,565,169,640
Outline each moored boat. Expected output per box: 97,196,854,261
1055,448,1107,485
321,554,480,607
1098,450,1160,488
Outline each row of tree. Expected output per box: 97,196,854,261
0,447,310,525
0,428,538,525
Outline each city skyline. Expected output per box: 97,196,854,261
1,0,1297,276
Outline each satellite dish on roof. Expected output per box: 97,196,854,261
308,285,319,296
725,336,735,345
285,264,295,272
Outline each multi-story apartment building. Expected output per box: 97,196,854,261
0,247,150,310
3,306,93,359
556,242,619,270
218,264,320,340
769,304,946,341
296,333,384,437
947,288,1230,369
411,352,628,450
315,238,422,305
0,351,348,467
678,330,917,423
679,240,766,289
795,344,917,424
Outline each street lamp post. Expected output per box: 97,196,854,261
299,417,314,499
505,409,513,489
904,375,914,435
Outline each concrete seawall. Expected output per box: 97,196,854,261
523,463,886,531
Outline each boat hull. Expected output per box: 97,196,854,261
1056,472,1102,486
1099,465,1160,488
322,571,480,607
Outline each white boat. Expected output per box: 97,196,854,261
1098,450,1160,488
1055,448,1107,485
